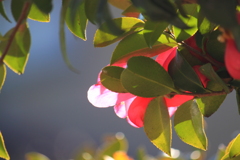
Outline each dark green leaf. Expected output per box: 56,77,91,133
95,134,128,160
65,0,87,40
108,0,131,10
197,9,217,35
94,17,144,47
168,52,206,93
196,81,226,117
121,56,175,97
11,0,25,21
236,88,240,115
144,20,169,48
59,0,80,73
85,0,98,24
32,0,52,14
100,66,127,93
0,1,11,22
174,100,208,150
0,64,6,90
122,5,140,18
199,63,230,93
25,152,50,160
0,23,31,74
198,0,237,28
28,3,50,22
144,97,172,156
110,31,177,65
0,132,9,160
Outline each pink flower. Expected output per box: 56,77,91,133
88,47,197,128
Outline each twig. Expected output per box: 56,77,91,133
0,1,31,64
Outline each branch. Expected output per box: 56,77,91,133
0,1,31,64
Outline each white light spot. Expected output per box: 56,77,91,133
190,150,201,160
115,132,125,140
82,152,92,160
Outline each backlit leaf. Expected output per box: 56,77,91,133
121,56,175,97
0,1,11,22
100,66,127,93
32,0,52,14
174,100,208,150
25,152,50,160
108,0,131,10
196,81,226,117
144,20,169,48
65,0,87,40
110,31,177,65
144,97,172,156
94,17,144,47
197,9,217,35
28,3,50,22
168,52,206,93
0,64,6,90
0,23,31,74
229,134,240,158
0,132,9,160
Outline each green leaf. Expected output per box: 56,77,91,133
199,63,230,93
143,20,169,48
121,56,175,97
25,152,50,160
11,0,25,21
108,0,131,10
110,31,177,65
100,66,127,93
0,1,11,22
144,97,172,156
122,5,140,18
198,0,237,28
236,88,240,115
136,147,147,160
173,4,199,42
95,133,128,160
94,17,144,47
0,132,9,160
229,134,240,158
168,52,206,93
59,0,80,73
174,100,208,150
196,81,226,117
215,145,226,160
0,23,31,74
32,0,52,14
28,3,50,22
65,0,87,40
197,9,217,35
85,0,98,25
0,64,6,90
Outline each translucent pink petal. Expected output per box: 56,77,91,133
114,94,136,118
87,84,118,108
168,106,178,117
155,47,177,70
164,94,194,107
126,116,139,128
128,97,154,128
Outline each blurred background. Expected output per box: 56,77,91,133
0,1,240,160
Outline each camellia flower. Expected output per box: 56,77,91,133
88,47,208,128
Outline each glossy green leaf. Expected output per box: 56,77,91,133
174,100,208,150
236,88,240,115
0,64,6,90
121,56,175,97
199,63,230,93
94,17,144,47
95,133,128,160
110,31,177,65
196,81,226,117
0,23,31,74
0,132,9,160
108,0,131,10
25,152,50,160
168,52,206,93
65,0,87,40
11,0,25,21
122,5,140,18
32,0,52,14
197,9,217,35
173,4,199,42
28,3,50,22
59,0,79,73
100,66,127,93
198,0,237,28
205,30,225,63
0,1,11,22
144,97,172,156
144,20,169,48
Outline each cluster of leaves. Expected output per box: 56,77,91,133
1,0,240,159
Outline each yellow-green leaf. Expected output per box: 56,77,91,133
25,152,50,160
0,64,6,90
108,0,131,10
28,3,50,22
0,132,10,160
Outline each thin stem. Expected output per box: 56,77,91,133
0,1,31,64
